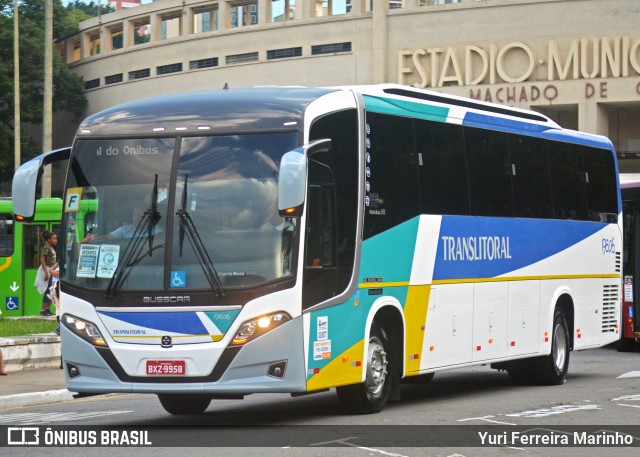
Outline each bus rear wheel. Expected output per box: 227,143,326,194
158,394,211,415
531,308,570,385
336,323,392,414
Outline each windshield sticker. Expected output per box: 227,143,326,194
77,244,100,278
64,187,83,213
97,245,120,279
171,271,186,288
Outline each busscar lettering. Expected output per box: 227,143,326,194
143,296,190,303
441,236,512,261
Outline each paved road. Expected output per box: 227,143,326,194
1,344,639,456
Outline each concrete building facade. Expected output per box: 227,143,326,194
57,0,640,171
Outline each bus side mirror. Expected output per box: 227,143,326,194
278,139,331,217
12,147,71,222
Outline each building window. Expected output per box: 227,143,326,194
105,73,123,85
111,28,123,50
129,68,151,80
311,42,352,55
157,63,183,75
194,6,218,32
89,34,100,56
271,0,295,22
133,19,151,45
189,57,219,70
84,78,100,90
267,47,302,60
231,2,258,27
226,52,259,64
161,14,181,40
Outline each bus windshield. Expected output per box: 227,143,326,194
63,132,299,293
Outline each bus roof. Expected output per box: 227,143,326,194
77,87,337,137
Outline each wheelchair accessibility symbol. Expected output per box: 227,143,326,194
171,271,186,288
6,296,19,310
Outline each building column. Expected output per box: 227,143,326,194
180,7,194,36
258,0,271,24
152,14,162,41
218,1,229,31
371,0,388,83
80,31,91,59
351,0,365,15
102,26,113,52
579,100,609,137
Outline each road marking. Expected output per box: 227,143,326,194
0,411,132,424
618,404,640,409
505,404,600,418
611,394,640,402
457,415,516,426
311,437,409,457
618,371,640,378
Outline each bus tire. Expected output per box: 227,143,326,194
336,323,392,414
616,336,635,352
531,308,570,385
158,394,211,415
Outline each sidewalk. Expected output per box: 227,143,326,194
0,366,72,409
0,334,72,409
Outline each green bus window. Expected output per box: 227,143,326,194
0,215,14,257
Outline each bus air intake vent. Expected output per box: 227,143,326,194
601,284,619,333
615,252,621,274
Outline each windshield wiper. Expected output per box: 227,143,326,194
176,175,226,297
105,175,161,298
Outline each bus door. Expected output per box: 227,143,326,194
22,223,60,316
0,213,20,316
621,201,640,350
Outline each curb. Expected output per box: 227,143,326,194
0,389,75,409
0,335,61,372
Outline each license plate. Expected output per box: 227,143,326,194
146,360,186,375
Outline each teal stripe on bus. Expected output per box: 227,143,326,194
363,95,450,122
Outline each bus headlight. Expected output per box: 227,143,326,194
62,314,108,347
231,312,291,346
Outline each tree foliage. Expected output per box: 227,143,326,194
0,0,94,188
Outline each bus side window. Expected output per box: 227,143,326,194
0,215,14,257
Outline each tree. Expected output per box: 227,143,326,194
0,0,89,189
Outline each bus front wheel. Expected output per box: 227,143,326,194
531,308,570,385
158,394,211,415
336,323,392,414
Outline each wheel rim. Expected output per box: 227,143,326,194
365,335,388,398
552,322,567,371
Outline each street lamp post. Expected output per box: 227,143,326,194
13,0,20,173
42,0,53,197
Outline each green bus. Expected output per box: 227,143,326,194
0,197,96,316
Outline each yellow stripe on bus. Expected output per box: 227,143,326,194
0,257,11,273
432,274,621,285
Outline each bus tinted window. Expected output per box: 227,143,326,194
584,146,618,220
465,127,514,217
415,120,470,216
364,112,420,239
548,141,588,220
509,135,554,219
0,215,13,257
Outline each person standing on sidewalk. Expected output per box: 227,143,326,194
39,231,58,316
